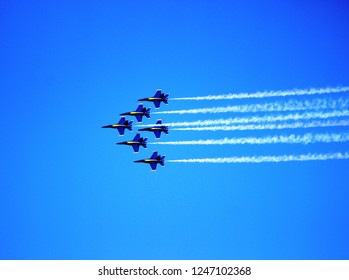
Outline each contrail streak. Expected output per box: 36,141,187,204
171,86,349,101
143,110,349,127
150,132,349,145
168,152,349,163
154,98,348,115
173,119,349,132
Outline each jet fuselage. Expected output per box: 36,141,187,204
139,127,164,132
138,97,163,102
120,111,143,116
134,159,158,164
102,124,127,129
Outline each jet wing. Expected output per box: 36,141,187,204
136,104,144,112
135,114,143,122
150,151,158,159
118,117,126,124
150,162,157,171
154,130,161,139
154,90,162,98
153,100,161,108
117,127,125,135
132,144,140,153
133,133,140,141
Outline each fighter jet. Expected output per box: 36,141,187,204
101,117,133,136
116,133,147,153
138,89,169,109
138,119,169,139
134,151,165,171
120,104,151,123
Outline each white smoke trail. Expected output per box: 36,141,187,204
150,132,349,145
171,86,349,101
154,98,348,115
173,119,349,132
146,110,349,127
168,152,349,163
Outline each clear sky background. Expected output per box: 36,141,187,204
1,0,349,259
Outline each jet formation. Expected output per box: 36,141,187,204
102,89,169,171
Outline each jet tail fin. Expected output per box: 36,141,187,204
160,156,165,166
164,94,169,104
142,138,148,148
127,121,133,131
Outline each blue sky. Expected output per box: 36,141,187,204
1,0,349,259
